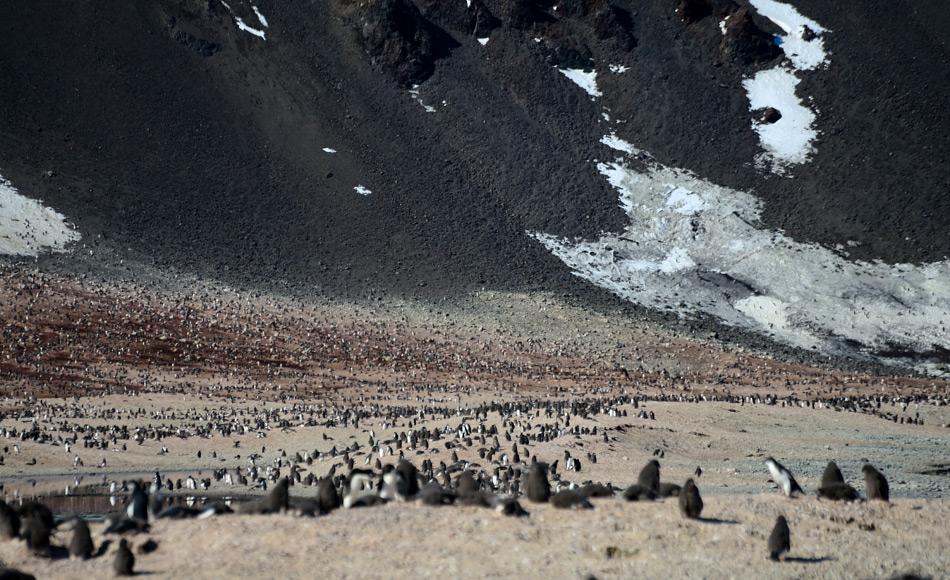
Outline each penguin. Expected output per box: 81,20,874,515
380,466,409,501
820,461,845,488
316,477,342,513
637,460,661,497
239,477,290,514
622,484,654,502
137,538,159,554
455,470,478,500
764,458,804,497
21,515,50,556
262,477,290,512
0,500,20,539
126,481,149,523
114,538,136,576
817,482,860,501
0,569,35,580
658,482,682,498
862,464,890,501
68,518,94,560
579,483,614,498
678,479,703,519
550,489,593,510
418,483,456,506
17,503,54,531
395,459,421,497
525,463,551,503
767,515,791,561
494,497,529,517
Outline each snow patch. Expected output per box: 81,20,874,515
741,0,829,174
743,67,817,169
354,185,372,196
558,68,601,98
665,186,707,215
322,148,337,154
749,0,828,70
220,1,267,40
608,64,629,74
252,5,268,28
409,85,437,113
530,155,950,374
0,173,80,257
600,134,640,156
477,37,490,46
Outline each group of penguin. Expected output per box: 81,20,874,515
0,452,894,578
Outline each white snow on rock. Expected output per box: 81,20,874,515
252,5,269,28
749,0,828,70
220,1,267,40
558,68,601,98
741,0,829,174
409,85,437,113
743,67,817,169
531,155,950,373
354,185,372,196
477,37,490,46
600,133,640,156
322,148,337,154
0,173,80,257
608,64,629,74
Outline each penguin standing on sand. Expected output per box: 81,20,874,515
114,538,135,576
623,460,661,501
820,461,845,488
768,515,791,561
68,518,94,559
862,464,890,501
764,458,804,497
0,500,20,539
525,463,551,503
316,477,341,513
126,481,149,523
679,479,703,519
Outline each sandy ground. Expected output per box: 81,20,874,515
0,497,947,579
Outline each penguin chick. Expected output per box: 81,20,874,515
768,515,791,561
621,484,656,502
862,464,890,502
820,461,845,488
114,538,135,576
658,482,682,498
550,490,593,510
316,477,341,513
0,500,20,539
637,460,660,497
525,463,551,503
678,479,703,519
817,482,860,501
494,497,529,518
68,518,94,559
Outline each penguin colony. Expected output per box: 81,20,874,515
0,449,897,577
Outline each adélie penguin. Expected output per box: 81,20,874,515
764,457,804,497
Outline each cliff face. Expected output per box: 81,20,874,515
1,0,948,369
